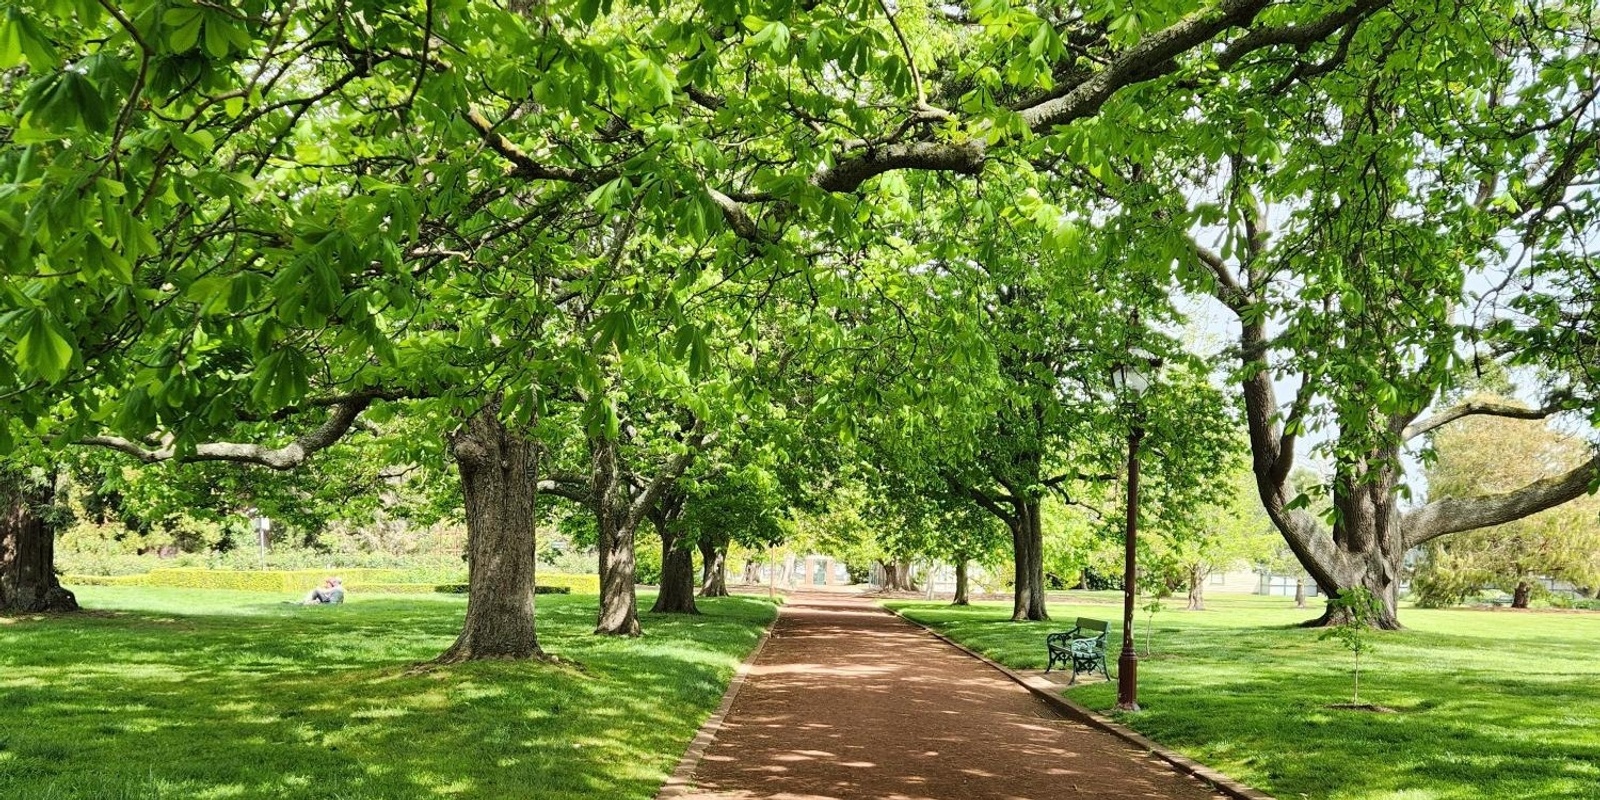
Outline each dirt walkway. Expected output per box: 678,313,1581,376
671,593,1227,800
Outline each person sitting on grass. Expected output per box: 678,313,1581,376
302,577,345,605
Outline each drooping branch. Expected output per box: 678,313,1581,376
1403,452,1600,548
1402,397,1569,441
81,391,390,470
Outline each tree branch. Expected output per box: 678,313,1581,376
625,425,716,532
463,108,604,183
1403,452,1600,548
813,140,986,194
80,392,388,470
1402,397,1569,441
1216,0,1392,70
1017,0,1274,130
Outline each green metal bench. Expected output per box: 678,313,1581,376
1045,617,1109,684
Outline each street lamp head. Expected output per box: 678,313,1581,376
1110,348,1161,398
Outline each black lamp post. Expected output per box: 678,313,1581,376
1110,349,1158,712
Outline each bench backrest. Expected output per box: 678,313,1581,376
1074,617,1108,635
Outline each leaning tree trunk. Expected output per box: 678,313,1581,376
1,469,78,614
698,534,729,597
650,522,698,615
1512,579,1532,609
437,408,541,663
1009,499,1048,621
1186,566,1206,611
952,558,970,606
592,435,641,636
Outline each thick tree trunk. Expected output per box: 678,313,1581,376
1186,566,1206,611
879,560,917,591
1259,442,1406,630
742,558,760,585
1512,580,1532,609
698,534,729,597
592,435,641,636
1,470,78,614
953,558,970,606
437,409,541,663
897,558,917,591
1010,499,1048,621
650,524,698,614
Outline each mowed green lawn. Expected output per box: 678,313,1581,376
2,587,775,800
891,594,1600,800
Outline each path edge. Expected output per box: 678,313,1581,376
655,605,780,799
885,604,1276,800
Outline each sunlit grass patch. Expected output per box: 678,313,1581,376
2,587,774,800
891,594,1600,800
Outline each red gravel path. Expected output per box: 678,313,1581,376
673,592,1227,800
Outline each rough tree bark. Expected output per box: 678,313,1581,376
953,558,970,606
0,469,78,614
649,489,697,614
591,434,642,636
1007,499,1048,621
879,560,919,591
437,407,542,662
1186,566,1206,611
698,533,729,597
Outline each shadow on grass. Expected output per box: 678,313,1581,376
1,589,774,800
892,597,1600,800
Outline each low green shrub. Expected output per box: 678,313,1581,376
64,570,598,595
62,574,150,587
539,573,600,594
141,568,412,593
348,583,454,595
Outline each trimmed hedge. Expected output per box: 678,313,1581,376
539,573,599,594
352,583,571,595
63,574,150,587
137,568,414,593
64,570,599,595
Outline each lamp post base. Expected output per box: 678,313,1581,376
1116,649,1139,711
